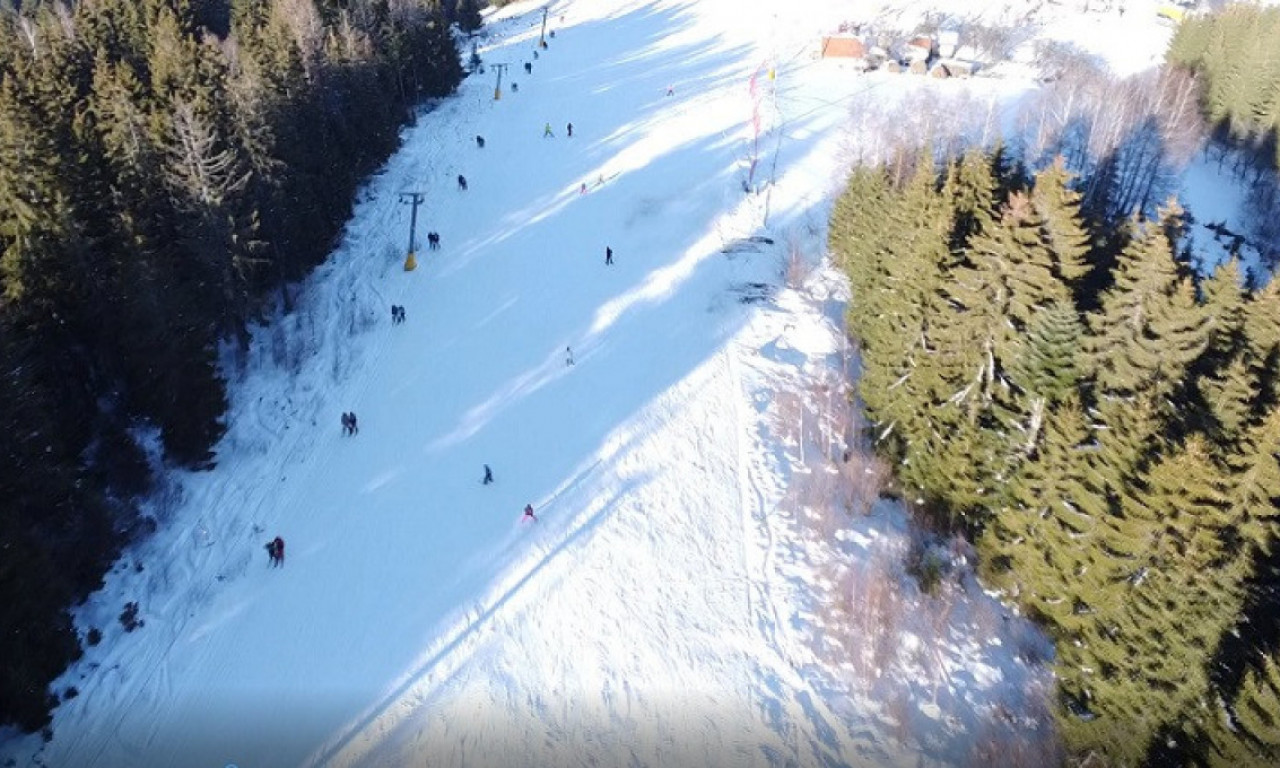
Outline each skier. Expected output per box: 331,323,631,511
666,84,674,97
579,182,588,195
566,122,573,138
458,174,468,191
349,412,359,435
512,82,518,92
522,504,537,523
341,412,352,436
390,305,397,324
566,346,575,366
605,246,613,266
483,464,494,485
524,62,532,74
543,122,554,138
476,135,485,148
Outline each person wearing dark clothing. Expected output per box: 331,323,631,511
566,346,575,366
483,464,494,485
605,246,613,265
567,122,573,137
349,413,358,435
476,135,486,148
341,412,352,436
522,504,537,523
265,536,284,567
458,175,468,191
524,62,532,74
511,82,518,92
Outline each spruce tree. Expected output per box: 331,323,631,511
1089,206,1208,401
1224,405,1280,549
942,148,997,249
1206,654,1280,767
1202,353,1259,448
982,395,1109,634
1200,258,1248,364
1010,300,1085,405
0,78,82,310
1244,279,1280,409
1064,437,1243,762
454,0,483,33
1031,157,1092,286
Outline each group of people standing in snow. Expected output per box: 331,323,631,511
264,536,285,567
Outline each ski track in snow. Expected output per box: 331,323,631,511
0,0,1188,766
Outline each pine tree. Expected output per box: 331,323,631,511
1090,390,1164,495
1206,654,1280,767
1201,258,1248,358
0,78,83,311
1224,405,1280,549
1063,437,1244,762
454,0,482,33
981,395,1109,635
1088,206,1208,401
849,154,952,451
1244,279,1280,409
942,148,997,249
1010,300,1085,405
1031,157,1092,286
1202,353,1259,448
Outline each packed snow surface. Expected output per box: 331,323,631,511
1,0,1220,766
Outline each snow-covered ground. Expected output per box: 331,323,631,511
1,0,1229,766
1179,154,1271,283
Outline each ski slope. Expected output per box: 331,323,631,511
1,0,1187,766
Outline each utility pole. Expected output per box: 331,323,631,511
491,62,509,100
399,192,424,271
538,7,549,48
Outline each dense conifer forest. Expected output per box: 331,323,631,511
0,0,466,733
831,146,1280,765
829,7,1280,764
1167,4,1280,175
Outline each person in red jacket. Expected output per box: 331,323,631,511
521,504,537,524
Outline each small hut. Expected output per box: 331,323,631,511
905,36,935,62
821,35,867,59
